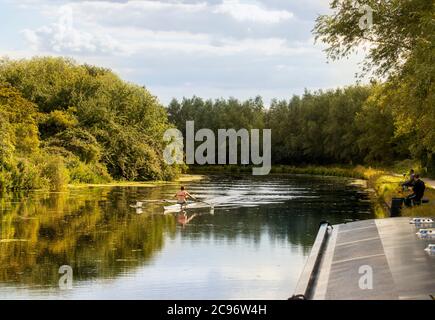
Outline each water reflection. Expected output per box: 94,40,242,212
0,188,176,287
0,175,373,299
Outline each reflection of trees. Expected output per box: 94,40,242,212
0,177,374,287
0,188,176,286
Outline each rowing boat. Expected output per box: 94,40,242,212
164,201,213,213
129,200,214,214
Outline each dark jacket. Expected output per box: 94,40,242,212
412,179,426,201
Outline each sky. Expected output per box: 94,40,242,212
0,0,366,106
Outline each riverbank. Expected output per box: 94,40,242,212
68,174,206,189
370,174,435,218
188,164,370,179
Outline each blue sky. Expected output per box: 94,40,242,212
0,0,365,106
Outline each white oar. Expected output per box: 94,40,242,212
139,199,177,203
193,199,215,214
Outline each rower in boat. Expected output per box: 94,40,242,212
174,186,196,209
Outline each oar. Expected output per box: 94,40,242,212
138,199,177,204
132,199,176,209
193,198,215,209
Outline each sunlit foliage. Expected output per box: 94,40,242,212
0,57,181,190
314,0,435,175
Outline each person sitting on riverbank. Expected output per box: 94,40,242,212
405,175,425,207
402,169,415,190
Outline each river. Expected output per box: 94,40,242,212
0,174,374,299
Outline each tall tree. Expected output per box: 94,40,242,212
314,0,435,175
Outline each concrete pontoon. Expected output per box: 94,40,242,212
291,217,435,300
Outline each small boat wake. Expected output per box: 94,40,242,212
130,178,317,214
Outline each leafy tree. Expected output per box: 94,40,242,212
314,0,434,175
0,57,180,184
355,85,397,163
314,0,433,78
0,83,40,156
39,110,78,139
0,83,44,190
46,127,101,164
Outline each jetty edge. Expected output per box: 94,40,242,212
291,217,435,300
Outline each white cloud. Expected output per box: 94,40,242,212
93,26,315,56
22,0,293,24
214,0,293,23
20,3,307,56
3,0,363,105
22,5,123,54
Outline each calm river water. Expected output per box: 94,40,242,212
0,175,374,299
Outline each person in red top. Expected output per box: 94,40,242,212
174,186,196,207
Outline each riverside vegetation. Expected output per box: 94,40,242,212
0,1,434,196
0,58,182,191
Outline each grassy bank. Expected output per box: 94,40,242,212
188,164,370,178
369,174,435,218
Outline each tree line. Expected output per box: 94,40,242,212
167,85,411,167
168,0,434,176
0,0,433,190
313,0,434,174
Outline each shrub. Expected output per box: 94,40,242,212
12,158,45,190
41,156,69,191
67,159,111,184
0,168,12,191
391,159,424,177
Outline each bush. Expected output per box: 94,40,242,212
0,168,12,191
12,158,46,190
41,156,69,191
1,57,178,183
67,159,111,184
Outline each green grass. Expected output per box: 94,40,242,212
188,164,373,179
369,174,434,217
401,187,435,217
270,165,368,179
